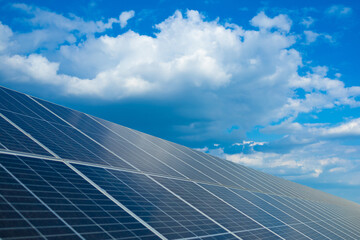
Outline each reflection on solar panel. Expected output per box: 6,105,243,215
0,85,359,240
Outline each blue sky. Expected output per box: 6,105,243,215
0,0,360,203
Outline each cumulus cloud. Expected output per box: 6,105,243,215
8,4,135,54
0,22,12,52
250,11,292,32
1,5,360,194
119,10,135,28
0,7,359,145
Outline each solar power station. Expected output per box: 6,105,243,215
0,85,359,240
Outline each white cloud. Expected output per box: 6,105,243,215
1,6,360,196
326,5,353,16
119,10,135,28
0,22,12,52
250,11,292,32
12,3,132,33
0,8,359,143
8,4,136,54
322,118,360,137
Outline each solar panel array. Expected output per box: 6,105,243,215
0,85,359,240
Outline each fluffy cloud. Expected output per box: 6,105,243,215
250,11,292,32
8,4,134,54
119,10,135,28
0,6,359,145
0,22,12,52
1,5,360,196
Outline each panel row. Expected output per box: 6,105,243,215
2,153,360,240
0,154,158,240
1,85,360,213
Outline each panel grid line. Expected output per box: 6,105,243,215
194,182,286,240
224,187,312,239
0,85,359,240
147,175,243,240
0,163,85,240
89,114,238,187
0,113,59,158
64,161,167,240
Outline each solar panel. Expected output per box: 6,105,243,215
72,163,227,239
0,85,360,239
0,154,158,240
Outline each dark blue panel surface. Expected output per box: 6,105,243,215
271,195,352,239
0,195,45,240
199,233,238,240
0,155,82,239
234,228,280,239
230,188,300,225
0,154,158,240
74,163,226,239
0,116,51,156
200,184,285,228
253,192,342,239
34,99,217,182
286,197,360,238
268,225,309,240
121,127,247,188
1,111,134,170
153,176,278,235
0,87,65,125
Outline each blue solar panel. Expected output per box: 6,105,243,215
233,228,280,239
198,233,239,240
32,99,220,183
200,184,285,228
0,87,66,126
0,85,360,239
0,116,51,156
0,153,158,239
0,110,134,169
0,155,82,239
153,177,276,235
73,163,227,239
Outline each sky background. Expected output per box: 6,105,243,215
0,0,360,203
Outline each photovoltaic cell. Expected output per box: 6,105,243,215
267,225,309,240
198,233,238,240
73,163,227,239
33,100,217,182
0,194,45,240
0,156,81,239
0,154,158,240
200,184,285,228
125,129,247,188
0,116,51,156
0,87,65,126
234,228,280,240
0,110,134,169
1,85,360,240
153,176,276,235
